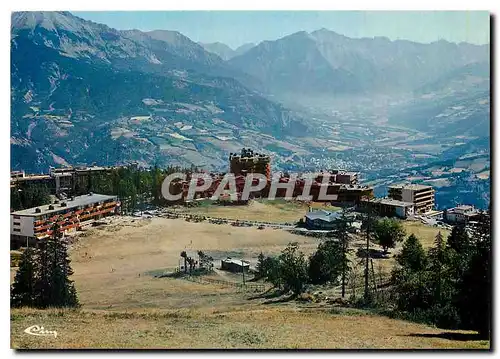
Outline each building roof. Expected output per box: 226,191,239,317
454,205,475,211
11,193,117,217
448,205,478,214
75,166,108,172
51,172,73,177
305,210,342,223
221,258,250,266
50,166,111,174
12,175,51,181
388,183,433,191
341,185,372,191
337,171,358,176
364,198,414,208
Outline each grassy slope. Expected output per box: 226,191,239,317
402,221,451,248
11,211,481,350
178,199,341,223
11,307,489,349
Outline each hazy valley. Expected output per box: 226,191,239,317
10,11,490,209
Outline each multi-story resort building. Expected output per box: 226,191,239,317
11,166,116,196
229,148,271,181
388,183,435,214
11,193,119,246
331,170,358,185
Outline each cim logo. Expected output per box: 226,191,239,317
24,325,57,338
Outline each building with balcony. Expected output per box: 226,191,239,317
388,183,435,214
11,193,120,246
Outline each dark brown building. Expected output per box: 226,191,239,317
221,258,250,273
229,148,271,181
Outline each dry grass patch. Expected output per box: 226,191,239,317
179,200,319,223
9,214,489,350
402,221,450,248
11,307,489,349
58,217,317,312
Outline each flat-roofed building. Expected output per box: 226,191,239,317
388,183,435,214
50,171,73,194
221,258,250,273
298,181,373,204
10,171,25,180
229,148,271,181
11,166,115,195
313,170,359,185
335,184,373,204
360,198,415,219
305,209,342,230
50,165,114,195
335,171,358,185
10,173,55,192
444,205,481,224
11,193,120,245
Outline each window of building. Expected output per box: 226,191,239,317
13,228,21,232
13,215,21,219
13,222,20,226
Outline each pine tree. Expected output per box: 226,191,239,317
11,187,23,211
34,237,52,308
279,242,308,296
445,225,473,289
328,207,354,297
456,234,490,339
425,231,461,328
263,256,282,289
11,247,38,307
256,252,266,279
33,220,79,308
391,212,491,333
152,164,161,205
362,200,375,303
396,234,427,272
308,239,343,285
429,231,445,303
456,213,491,339
446,225,471,254
47,222,79,307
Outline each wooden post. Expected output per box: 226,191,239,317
371,258,377,295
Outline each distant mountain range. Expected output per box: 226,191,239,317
199,42,255,60
228,28,489,97
11,12,307,172
11,10,490,194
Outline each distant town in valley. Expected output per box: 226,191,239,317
10,147,486,246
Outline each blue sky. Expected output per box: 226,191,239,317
74,11,490,49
